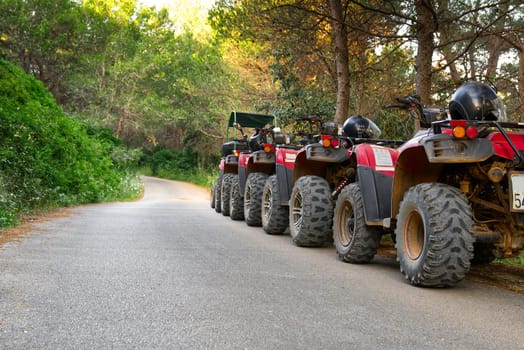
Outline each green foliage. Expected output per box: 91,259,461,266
142,148,219,187
0,59,142,227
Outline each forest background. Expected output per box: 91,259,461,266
0,0,523,232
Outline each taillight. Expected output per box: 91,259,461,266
466,127,478,138
321,135,339,148
452,125,466,138
233,149,241,157
450,120,477,139
263,143,275,153
321,135,332,148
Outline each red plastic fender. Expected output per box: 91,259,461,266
353,144,398,177
238,152,251,169
488,132,524,160
275,147,299,170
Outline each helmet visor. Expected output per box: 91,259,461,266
490,97,507,122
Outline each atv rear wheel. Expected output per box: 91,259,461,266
333,183,382,263
220,173,235,216
289,176,333,247
214,175,222,213
262,174,289,234
229,175,244,221
244,172,268,226
395,183,474,287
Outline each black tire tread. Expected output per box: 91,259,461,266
333,183,382,263
244,172,268,226
262,174,289,234
395,183,475,287
289,176,333,247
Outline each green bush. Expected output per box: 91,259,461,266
142,148,219,187
0,59,142,227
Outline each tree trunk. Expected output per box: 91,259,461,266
328,0,350,123
415,0,436,106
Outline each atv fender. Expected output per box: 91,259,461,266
293,145,350,183
357,166,394,225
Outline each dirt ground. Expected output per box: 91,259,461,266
1,209,523,294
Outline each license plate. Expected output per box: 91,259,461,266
509,172,524,211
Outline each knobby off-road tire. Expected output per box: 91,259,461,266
333,183,382,263
395,183,475,287
221,173,235,216
210,182,216,209
289,176,333,247
229,175,244,221
262,174,289,234
214,175,222,213
244,172,268,226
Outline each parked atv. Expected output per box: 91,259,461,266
335,82,524,288
261,115,349,241
332,97,444,263
230,125,288,224
210,112,275,215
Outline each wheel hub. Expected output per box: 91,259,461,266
404,210,425,260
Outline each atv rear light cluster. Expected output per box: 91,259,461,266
321,135,340,148
263,143,275,153
233,149,241,157
450,120,478,139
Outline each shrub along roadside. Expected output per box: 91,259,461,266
0,59,142,228
140,148,219,188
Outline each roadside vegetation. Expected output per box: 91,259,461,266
0,59,142,228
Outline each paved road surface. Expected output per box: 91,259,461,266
1,176,523,349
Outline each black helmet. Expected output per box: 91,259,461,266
449,82,507,121
342,115,381,138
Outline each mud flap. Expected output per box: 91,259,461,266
357,166,393,224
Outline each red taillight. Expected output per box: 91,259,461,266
466,127,478,138
321,135,332,147
450,120,467,127
233,149,241,157
450,120,478,139
321,135,339,148
263,143,275,153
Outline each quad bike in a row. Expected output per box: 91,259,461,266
228,125,290,224
229,114,321,227
210,112,275,215
333,82,524,287
260,114,360,243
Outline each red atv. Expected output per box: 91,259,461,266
261,115,356,243
210,112,275,215
334,82,524,287
231,125,287,224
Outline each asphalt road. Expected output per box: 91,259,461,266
1,176,523,350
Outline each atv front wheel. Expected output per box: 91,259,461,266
214,175,222,213
220,173,235,216
229,175,244,221
262,174,289,234
244,172,268,226
210,182,216,209
395,183,474,287
289,176,333,247
333,183,382,263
